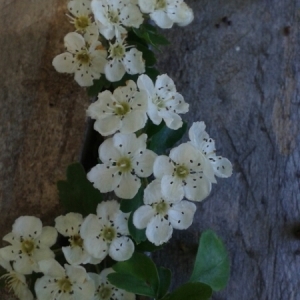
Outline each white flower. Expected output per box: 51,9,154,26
88,133,156,199
91,0,143,40
67,0,100,44
153,143,216,202
188,122,233,178
138,0,193,29
0,216,57,275
89,268,135,300
137,74,188,130
0,254,34,300
87,80,148,136
133,179,196,245
80,201,134,262
35,259,95,300
52,32,107,86
105,38,145,82
55,213,92,265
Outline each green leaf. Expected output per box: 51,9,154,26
189,230,230,291
158,267,171,299
57,163,103,216
87,76,111,97
110,252,160,298
108,273,155,298
135,240,164,252
144,119,165,139
167,282,212,300
149,122,187,155
128,212,147,244
145,67,160,82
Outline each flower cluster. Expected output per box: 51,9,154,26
0,0,234,299
52,0,194,86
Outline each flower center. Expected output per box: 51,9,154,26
155,201,169,215
102,227,116,242
175,165,189,179
76,51,90,64
110,43,125,59
58,278,72,293
107,10,119,24
21,240,35,254
98,285,112,299
74,16,90,30
153,96,165,109
155,0,167,10
116,157,132,173
114,102,130,116
70,234,83,248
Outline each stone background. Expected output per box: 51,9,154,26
1,0,300,299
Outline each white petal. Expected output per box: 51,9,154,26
90,50,107,74
94,115,121,136
146,215,173,246
52,53,76,73
161,175,184,202
209,156,233,178
133,206,155,229
37,226,57,247
174,2,194,26
137,74,155,96
64,32,85,53
0,246,20,261
55,213,83,237
121,110,147,134
120,4,144,28
87,164,121,194
188,121,209,149
32,248,55,266
2,232,16,244
112,132,145,156
13,255,34,275
65,264,87,284
80,214,100,238
150,10,173,29
169,143,202,167
62,246,90,265
83,235,108,261
109,236,134,261
115,173,141,199
138,0,156,13
38,259,65,277
155,74,176,94
114,211,130,235
148,101,162,125
99,136,121,162
96,200,120,222
73,278,95,300
74,67,94,87
153,155,174,179
123,48,145,75
184,174,212,202
105,60,125,82
159,110,183,130
169,201,196,230
144,179,164,205
68,0,91,16
133,149,157,177
12,216,42,239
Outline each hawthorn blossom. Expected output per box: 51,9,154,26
105,38,145,82
87,80,147,136
88,133,156,199
80,201,134,262
137,74,188,129
55,213,92,265
52,32,107,86
67,0,99,44
188,122,233,178
0,216,57,275
0,254,34,300
35,259,95,300
133,179,196,245
89,268,135,300
91,0,143,40
153,143,216,202
138,0,193,29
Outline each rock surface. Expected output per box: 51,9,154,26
1,0,300,299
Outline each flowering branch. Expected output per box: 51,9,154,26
0,0,233,299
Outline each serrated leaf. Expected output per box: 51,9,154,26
158,267,171,299
57,163,103,216
110,252,160,298
167,282,212,300
149,122,187,155
189,230,230,291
